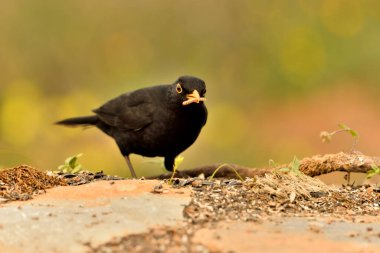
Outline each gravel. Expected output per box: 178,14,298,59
1,165,379,253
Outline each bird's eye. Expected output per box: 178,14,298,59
176,83,183,94
203,89,206,95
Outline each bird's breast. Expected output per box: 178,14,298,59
123,105,206,157
150,108,204,147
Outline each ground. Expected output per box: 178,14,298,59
0,164,379,253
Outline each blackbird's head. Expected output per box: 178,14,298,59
169,76,206,106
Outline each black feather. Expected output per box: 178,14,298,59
56,76,207,177
55,115,98,126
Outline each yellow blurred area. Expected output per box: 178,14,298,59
281,27,326,85
1,0,380,183
206,104,249,149
1,80,43,146
321,0,364,37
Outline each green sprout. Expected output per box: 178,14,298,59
276,156,302,175
209,163,244,181
56,153,84,174
320,123,359,185
367,165,380,179
168,155,184,185
320,123,359,152
268,159,278,168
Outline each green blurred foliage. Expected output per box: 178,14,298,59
1,0,380,178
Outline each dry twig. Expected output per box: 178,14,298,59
150,152,380,179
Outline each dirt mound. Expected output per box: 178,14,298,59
0,165,126,203
88,174,379,253
0,165,67,202
0,164,378,252
87,226,209,253
182,173,380,224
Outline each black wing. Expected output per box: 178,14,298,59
93,89,155,131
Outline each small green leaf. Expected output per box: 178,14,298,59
367,164,380,179
278,167,290,172
68,157,77,168
57,153,84,174
290,156,300,172
64,156,72,165
367,172,375,179
71,165,82,174
168,156,185,185
348,129,358,137
68,153,82,168
268,159,277,167
338,123,358,137
174,156,184,170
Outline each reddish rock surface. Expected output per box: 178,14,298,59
0,180,190,253
0,179,379,253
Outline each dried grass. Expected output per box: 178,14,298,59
0,165,67,202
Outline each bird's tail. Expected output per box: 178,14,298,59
55,115,98,127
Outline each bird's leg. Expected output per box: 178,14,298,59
124,155,137,179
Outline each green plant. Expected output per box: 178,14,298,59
367,165,380,179
320,123,359,152
209,163,244,181
168,155,184,185
268,159,278,167
276,156,302,175
56,153,84,174
320,123,359,185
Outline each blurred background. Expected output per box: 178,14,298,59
1,0,380,183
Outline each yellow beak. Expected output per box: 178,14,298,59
182,90,206,106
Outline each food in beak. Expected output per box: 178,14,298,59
182,90,206,106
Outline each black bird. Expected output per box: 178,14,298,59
56,76,207,178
